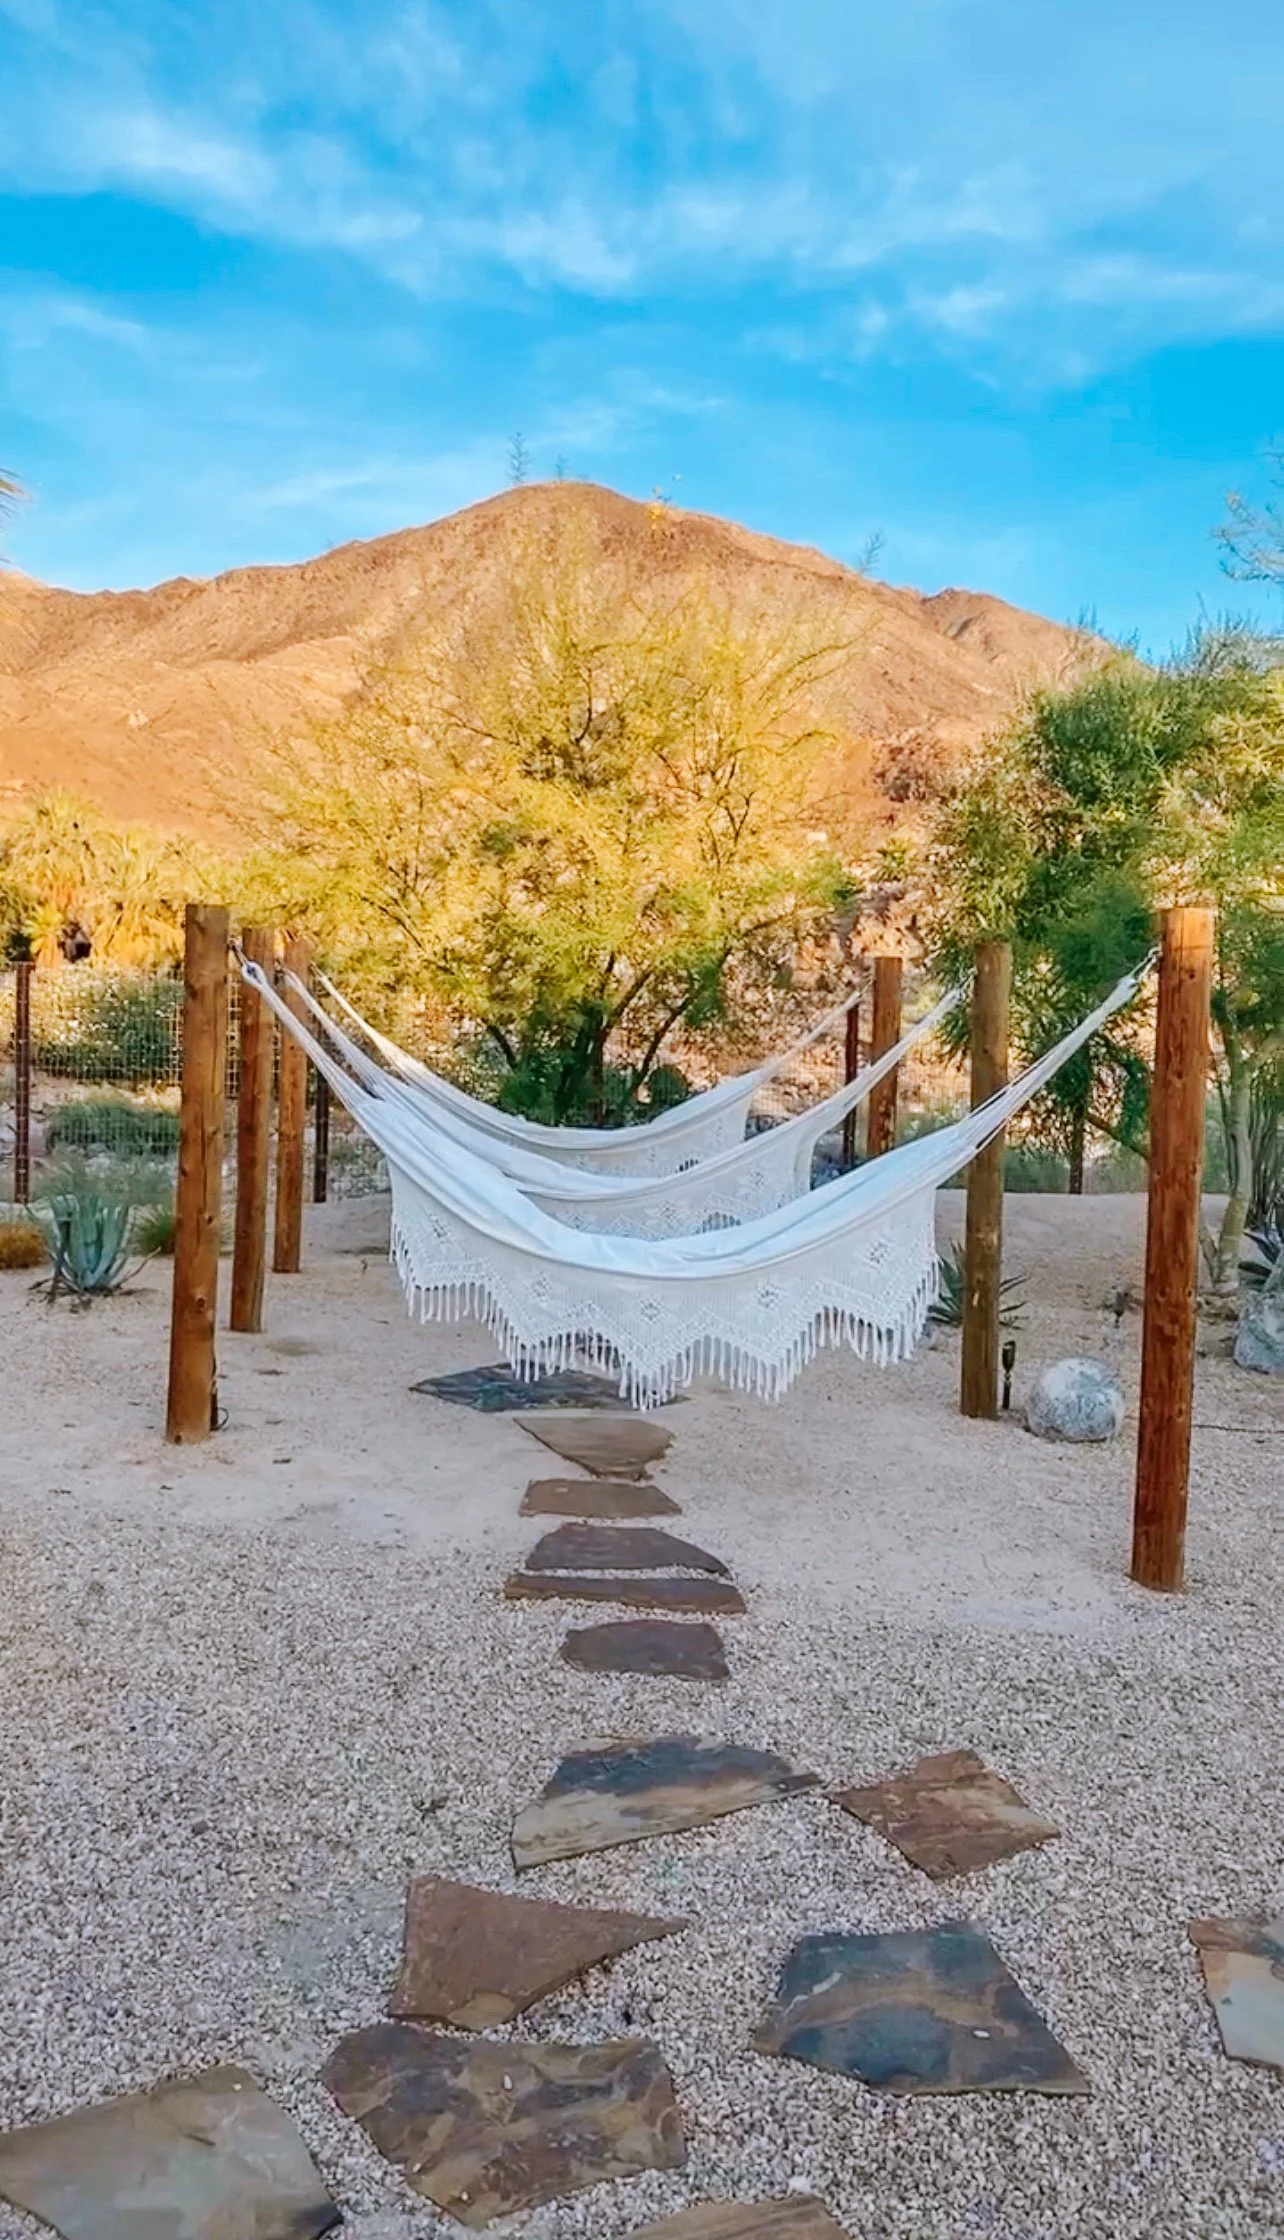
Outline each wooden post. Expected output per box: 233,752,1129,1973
864,955,904,1159
1131,906,1214,1593
272,934,311,1274
13,958,32,1204
312,1072,331,1204
229,925,275,1333
960,940,1012,1419
841,1000,862,1169
166,905,229,1443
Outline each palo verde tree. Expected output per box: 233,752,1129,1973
929,633,1284,1279
266,529,857,1122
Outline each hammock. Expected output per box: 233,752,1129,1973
316,970,864,1176
289,972,961,1238
245,957,1147,1405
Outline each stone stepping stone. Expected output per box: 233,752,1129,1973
754,1922,1088,2096
506,1573,747,1616
519,1410,673,1479
0,2065,340,2240
322,2023,684,2228
1189,1916,1284,2072
631,2201,852,2237
413,1364,628,1410
522,1477,681,1518
512,1734,818,1867
388,1875,685,2026
832,1747,1057,1880
526,1523,729,1576
561,1620,729,1682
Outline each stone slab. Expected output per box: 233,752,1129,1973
755,1922,1088,2096
518,1412,673,1479
526,1524,729,1576
1189,1915,1284,2072
322,2024,684,2228
0,2066,340,2240
506,1573,747,1616
630,2202,852,2237
561,1620,729,1681
388,1875,685,2027
832,1747,1057,1880
413,1365,625,1411
512,1734,818,1867
523,1477,681,1518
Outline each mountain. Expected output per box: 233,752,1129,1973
0,482,1092,848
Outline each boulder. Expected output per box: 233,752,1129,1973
1234,1282,1284,1375
1025,1357,1124,1443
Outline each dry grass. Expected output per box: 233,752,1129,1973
0,1219,46,1270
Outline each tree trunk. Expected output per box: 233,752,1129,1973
1067,1100,1087,1196
1212,1035,1252,1290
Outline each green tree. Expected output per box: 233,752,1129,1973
263,532,857,1121
929,638,1284,1278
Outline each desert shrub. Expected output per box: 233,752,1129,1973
0,1218,47,1269
31,972,181,1085
1003,1141,1070,1193
133,1200,178,1256
46,1095,180,1158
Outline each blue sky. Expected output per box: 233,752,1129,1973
2,0,1283,650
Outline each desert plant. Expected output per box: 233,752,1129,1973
928,1240,1027,1329
1240,1227,1281,1290
33,1183,138,1301
0,1216,47,1270
46,1095,181,1157
133,1198,178,1256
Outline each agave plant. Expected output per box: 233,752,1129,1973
928,1239,1027,1329
30,1157,158,1302
1239,1227,1282,1292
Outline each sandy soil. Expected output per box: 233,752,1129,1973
0,1192,1280,2239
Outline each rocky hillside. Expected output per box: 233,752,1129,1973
0,482,1092,847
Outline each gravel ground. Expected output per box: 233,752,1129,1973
0,1192,1280,2239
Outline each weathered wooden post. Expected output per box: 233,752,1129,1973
841,998,862,1169
960,939,1012,1419
272,934,312,1275
312,1073,331,1204
229,925,275,1334
166,905,229,1443
864,955,904,1159
12,957,32,1205
1131,906,1214,1593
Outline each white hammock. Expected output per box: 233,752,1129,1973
316,970,864,1175
245,957,1147,1405
289,972,961,1238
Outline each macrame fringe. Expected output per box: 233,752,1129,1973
391,1218,937,1410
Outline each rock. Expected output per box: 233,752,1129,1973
1234,1284,1284,1375
413,1365,625,1411
517,1411,673,1478
388,1876,684,2027
1189,1916,1284,2072
1024,1357,1124,1442
512,1735,818,1867
521,1477,681,1517
832,1746,1057,1880
321,2025,684,2227
524,1523,729,1576
560,1620,730,1681
755,1923,1089,2097
505,1573,746,1616
0,2066,340,2240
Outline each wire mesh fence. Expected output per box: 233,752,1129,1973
0,963,387,1205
